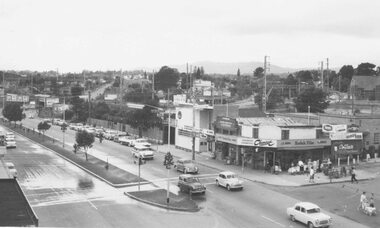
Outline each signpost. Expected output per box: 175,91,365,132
163,152,174,206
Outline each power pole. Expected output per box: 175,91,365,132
152,70,155,100
192,87,196,161
2,71,5,110
321,61,324,90
263,56,270,113
326,58,329,89
88,91,91,125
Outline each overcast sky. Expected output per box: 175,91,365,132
1,0,379,73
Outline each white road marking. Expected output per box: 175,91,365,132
261,215,286,227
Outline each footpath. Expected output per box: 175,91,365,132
155,144,378,187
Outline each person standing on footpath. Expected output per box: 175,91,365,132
351,166,358,184
309,166,315,183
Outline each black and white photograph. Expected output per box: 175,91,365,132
1,0,380,227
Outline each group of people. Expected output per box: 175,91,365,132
360,192,376,215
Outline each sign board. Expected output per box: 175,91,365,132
332,140,362,155
322,124,347,133
215,134,238,144
6,93,29,102
277,139,331,148
330,132,362,140
46,98,59,107
215,116,238,131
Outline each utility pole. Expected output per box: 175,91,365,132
192,87,196,161
263,56,270,113
2,71,4,110
62,97,66,148
351,79,355,115
321,61,324,90
152,70,155,100
88,91,91,125
339,75,341,92
326,58,329,89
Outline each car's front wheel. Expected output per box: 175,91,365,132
290,215,296,222
308,222,314,228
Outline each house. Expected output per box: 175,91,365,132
351,75,380,100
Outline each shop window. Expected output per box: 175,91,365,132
223,129,229,135
253,128,259,138
373,133,379,144
281,129,289,140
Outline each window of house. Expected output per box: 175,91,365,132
223,129,229,135
253,128,259,138
281,129,289,140
374,133,380,144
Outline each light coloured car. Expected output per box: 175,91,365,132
130,138,151,147
287,202,332,228
5,162,18,178
6,132,15,140
216,171,243,191
132,144,154,160
175,159,199,174
117,135,136,146
5,139,17,148
103,130,118,140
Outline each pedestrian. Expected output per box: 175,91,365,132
309,167,315,183
360,192,367,210
351,167,358,184
369,195,375,208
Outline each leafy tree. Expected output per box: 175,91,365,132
355,62,377,76
296,70,313,83
70,97,88,122
236,76,253,98
154,66,180,91
295,87,329,113
339,65,354,80
127,106,162,137
254,88,283,111
237,68,241,77
93,102,110,119
37,121,51,140
75,130,95,161
284,74,297,85
71,85,84,97
254,67,264,78
2,103,24,126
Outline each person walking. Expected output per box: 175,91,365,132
360,192,367,210
309,166,315,183
351,166,358,184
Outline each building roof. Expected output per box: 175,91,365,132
237,117,305,126
352,75,380,91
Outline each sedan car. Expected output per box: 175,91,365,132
216,171,243,191
175,159,199,174
287,202,332,228
177,174,206,194
5,139,17,149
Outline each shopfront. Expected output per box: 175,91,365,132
330,132,363,161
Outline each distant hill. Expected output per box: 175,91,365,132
169,61,296,75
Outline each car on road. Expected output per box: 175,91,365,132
116,135,136,146
287,202,332,228
216,171,243,191
130,138,151,147
5,139,17,148
177,174,206,194
69,123,83,131
132,144,154,160
5,162,17,178
94,128,105,137
103,130,118,140
174,159,199,174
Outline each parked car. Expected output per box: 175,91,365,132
116,135,136,145
174,159,199,174
177,174,206,194
5,162,17,178
70,123,83,131
287,202,332,228
84,127,96,135
130,138,151,147
113,132,128,143
5,139,17,149
103,130,118,140
216,171,243,191
131,144,155,160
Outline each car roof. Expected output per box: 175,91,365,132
134,144,151,149
296,202,320,209
219,171,236,176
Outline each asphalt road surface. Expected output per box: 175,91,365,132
4,120,369,228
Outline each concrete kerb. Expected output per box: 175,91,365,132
2,124,133,188
123,191,200,212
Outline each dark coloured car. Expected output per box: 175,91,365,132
177,174,206,194
174,159,199,174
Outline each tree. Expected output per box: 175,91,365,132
154,66,180,91
93,102,110,119
296,70,313,83
2,103,24,126
284,74,297,85
70,97,88,122
355,62,377,76
295,87,329,113
237,69,241,77
339,65,354,80
71,85,84,97
75,130,95,161
37,121,51,140
254,67,264,78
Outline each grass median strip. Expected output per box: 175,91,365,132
2,123,146,186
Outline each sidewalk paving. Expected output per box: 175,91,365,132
156,144,378,187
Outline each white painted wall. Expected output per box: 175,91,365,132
241,125,253,138
289,128,316,139
260,125,282,139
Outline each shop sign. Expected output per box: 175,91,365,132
278,139,331,148
347,124,359,132
215,116,238,131
322,124,347,133
332,140,362,154
215,133,238,144
330,132,362,140
5,93,29,103
253,139,276,147
237,137,256,146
